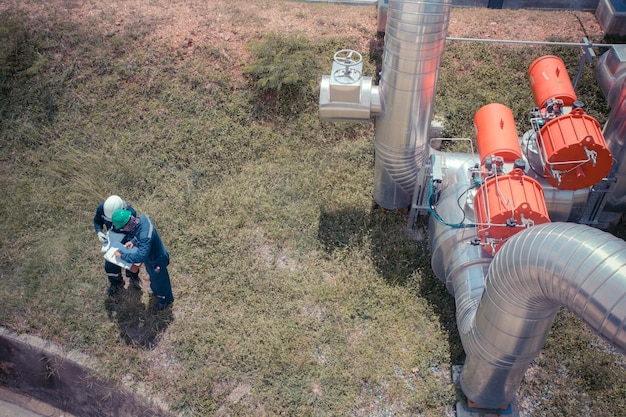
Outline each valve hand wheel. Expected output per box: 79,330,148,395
332,50,363,84
333,50,363,67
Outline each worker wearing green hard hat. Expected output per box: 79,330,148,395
112,208,133,230
112,209,174,310
93,196,141,296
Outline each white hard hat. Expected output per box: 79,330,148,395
103,195,126,219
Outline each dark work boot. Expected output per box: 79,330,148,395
126,266,141,290
106,284,123,296
106,264,124,296
154,295,172,311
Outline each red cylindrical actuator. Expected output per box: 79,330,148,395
474,169,551,255
474,103,522,165
528,55,577,108
538,108,612,190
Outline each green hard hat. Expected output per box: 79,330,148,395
112,209,132,229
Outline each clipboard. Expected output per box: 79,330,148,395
101,231,138,270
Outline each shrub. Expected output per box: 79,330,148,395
244,33,321,114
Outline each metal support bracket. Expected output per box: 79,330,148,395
573,37,596,90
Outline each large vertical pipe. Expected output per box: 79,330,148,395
600,78,626,212
594,45,626,225
373,0,451,209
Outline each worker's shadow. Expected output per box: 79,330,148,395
104,285,173,350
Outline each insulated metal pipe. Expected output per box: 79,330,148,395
429,180,491,334
460,222,626,408
600,78,626,212
375,1,626,409
429,153,626,408
373,0,451,209
594,46,626,225
427,157,495,336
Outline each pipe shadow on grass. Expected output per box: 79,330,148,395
104,285,173,350
317,203,464,364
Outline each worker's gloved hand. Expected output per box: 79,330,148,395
97,231,108,244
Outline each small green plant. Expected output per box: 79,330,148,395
244,33,321,113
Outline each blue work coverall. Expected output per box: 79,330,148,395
118,215,174,305
93,202,138,288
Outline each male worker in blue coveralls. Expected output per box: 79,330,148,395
93,195,141,295
111,209,174,311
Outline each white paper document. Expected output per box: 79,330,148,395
101,231,137,270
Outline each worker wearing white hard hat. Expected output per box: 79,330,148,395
93,195,141,296
103,195,126,220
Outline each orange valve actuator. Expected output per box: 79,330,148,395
538,108,612,190
474,103,522,165
474,169,550,255
528,55,577,108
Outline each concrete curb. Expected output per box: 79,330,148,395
0,327,171,417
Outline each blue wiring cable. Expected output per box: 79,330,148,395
428,179,477,228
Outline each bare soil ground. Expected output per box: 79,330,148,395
14,1,604,82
